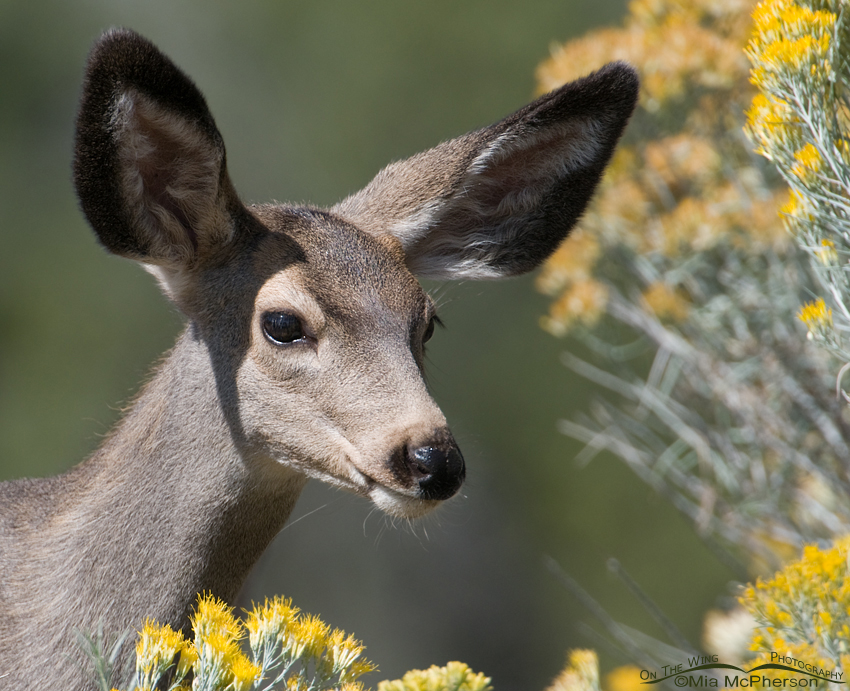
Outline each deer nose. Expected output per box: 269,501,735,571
410,441,465,501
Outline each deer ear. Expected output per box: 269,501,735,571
335,62,638,279
73,29,240,276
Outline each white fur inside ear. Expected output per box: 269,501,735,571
469,118,602,186
110,89,233,266
384,198,444,252
398,118,603,279
142,263,191,303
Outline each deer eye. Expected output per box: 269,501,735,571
262,312,305,345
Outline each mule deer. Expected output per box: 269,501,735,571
0,29,637,688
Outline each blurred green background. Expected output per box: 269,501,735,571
0,1,736,688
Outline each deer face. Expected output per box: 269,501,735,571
226,207,463,518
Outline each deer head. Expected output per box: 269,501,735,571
73,29,637,521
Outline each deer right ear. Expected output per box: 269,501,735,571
73,29,240,277
335,62,638,280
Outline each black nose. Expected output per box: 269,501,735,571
410,442,465,501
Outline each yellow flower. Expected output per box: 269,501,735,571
545,649,600,691
797,297,832,330
658,196,722,255
326,628,376,680
346,658,380,681
642,282,691,322
742,536,850,657
536,228,601,296
746,93,799,155
780,189,800,216
176,642,197,678
543,279,609,335
815,238,838,264
129,592,383,691
202,630,241,664
536,0,747,110
190,593,246,684
135,619,189,678
192,592,243,642
378,661,492,691
606,666,644,691
751,1,836,44
644,134,723,189
756,34,831,72
791,142,822,179
748,0,835,75
244,596,299,649
229,652,262,691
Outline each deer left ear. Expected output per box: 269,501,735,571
335,62,638,280
73,28,241,274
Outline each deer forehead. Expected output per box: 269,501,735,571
250,206,432,332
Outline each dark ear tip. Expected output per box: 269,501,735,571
82,27,212,114
597,61,639,90
86,27,156,69
526,60,639,132
574,61,640,117
97,26,145,46
595,61,640,103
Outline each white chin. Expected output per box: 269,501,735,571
369,485,439,519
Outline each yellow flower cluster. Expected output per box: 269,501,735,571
604,666,644,691
536,0,789,336
537,137,786,332
542,279,610,336
815,238,838,263
543,538,850,691
99,592,499,691
192,593,261,691
642,282,691,322
745,0,850,361
797,297,833,330
745,1,836,184
135,619,196,690
536,0,751,111
244,595,300,651
745,0,843,202
536,229,601,298
242,595,375,690
779,189,809,218
377,661,492,691
791,143,822,179
741,536,850,676
746,93,799,157
541,650,643,691
748,1,835,88
114,593,376,691
545,650,600,691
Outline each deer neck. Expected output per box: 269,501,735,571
60,326,307,631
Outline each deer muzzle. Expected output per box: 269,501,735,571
386,428,465,501
410,442,466,500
